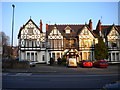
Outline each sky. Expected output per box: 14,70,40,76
1,1,119,46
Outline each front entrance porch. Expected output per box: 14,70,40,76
63,49,81,62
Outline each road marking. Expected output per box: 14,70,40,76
2,73,32,76
15,73,32,76
2,73,120,77
2,73,9,76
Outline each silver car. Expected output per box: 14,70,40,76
29,61,36,67
19,59,36,67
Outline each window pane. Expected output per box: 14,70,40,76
31,53,34,61
57,53,60,60
27,53,30,60
35,53,37,61
42,55,45,61
66,30,70,33
52,53,55,60
29,40,32,47
116,53,119,61
28,27,34,34
112,53,115,61
83,52,87,60
109,53,111,61
88,52,91,60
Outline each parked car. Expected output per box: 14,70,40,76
80,60,93,68
19,59,36,67
93,60,108,68
67,58,77,68
19,59,27,61
29,61,36,67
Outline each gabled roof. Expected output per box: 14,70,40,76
115,25,120,34
101,25,120,37
46,24,85,38
94,24,120,37
18,18,41,39
101,25,112,37
77,24,97,38
46,24,96,38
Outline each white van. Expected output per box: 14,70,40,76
67,58,77,67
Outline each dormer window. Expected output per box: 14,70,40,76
66,29,70,34
65,26,71,34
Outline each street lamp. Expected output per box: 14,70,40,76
11,4,15,48
11,4,15,59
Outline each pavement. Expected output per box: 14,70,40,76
2,64,119,75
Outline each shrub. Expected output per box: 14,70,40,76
2,59,13,68
78,61,82,64
62,62,67,66
57,58,62,65
12,61,29,69
61,57,67,66
2,60,12,68
61,57,66,63
2,59,30,69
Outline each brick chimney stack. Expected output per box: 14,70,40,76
98,20,102,31
89,19,92,30
97,20,102,36
20,26,22,30
40,19,42,32
46,24,48,32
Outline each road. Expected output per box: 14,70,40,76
2,73,119,89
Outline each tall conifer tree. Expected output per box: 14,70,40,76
94,37,108,60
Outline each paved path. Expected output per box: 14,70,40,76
3,64,119,75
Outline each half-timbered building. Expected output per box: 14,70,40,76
18,19,120,64
46,20,98,63
18,19,47,63
95,20,120,62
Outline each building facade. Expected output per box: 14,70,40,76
18,19,48,63
95,20,120,62
18,19,120,64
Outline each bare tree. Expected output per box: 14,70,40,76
0,32,11,59
1,32,9,46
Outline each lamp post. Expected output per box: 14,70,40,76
11,4,15,59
